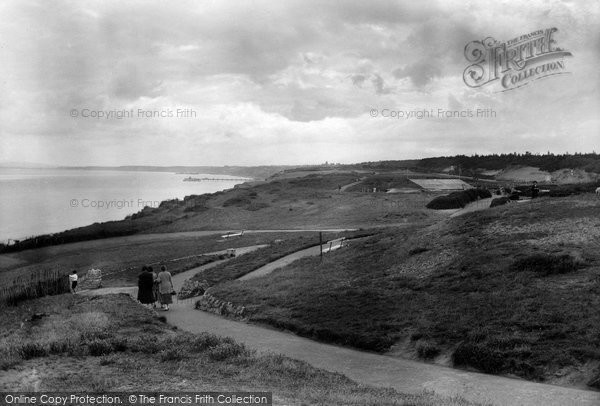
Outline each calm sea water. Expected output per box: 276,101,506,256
0,168,245,242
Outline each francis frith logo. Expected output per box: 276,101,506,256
463,28,572,91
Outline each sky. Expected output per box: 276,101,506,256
0,0,598,166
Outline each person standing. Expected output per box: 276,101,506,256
531,181,539,199
137,266,155,308
68,270,78,294
157,265,174,311
150,266,160,309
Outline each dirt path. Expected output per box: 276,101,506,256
81,246,600,406
449,197,493,218
340,178,365,192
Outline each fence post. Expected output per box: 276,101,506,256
320,232,323,261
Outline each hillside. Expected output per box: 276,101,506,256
208,194,600,389
0,293,482,405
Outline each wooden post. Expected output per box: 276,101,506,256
320,232,323,261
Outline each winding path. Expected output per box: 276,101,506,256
84,248,600,406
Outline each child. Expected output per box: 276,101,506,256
69,270,78,294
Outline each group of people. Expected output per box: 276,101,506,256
137,265,174,310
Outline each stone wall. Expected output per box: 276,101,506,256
178,279,209,300
79,269,102,290
195,293,247,319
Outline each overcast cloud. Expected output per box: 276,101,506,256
0,0,598,165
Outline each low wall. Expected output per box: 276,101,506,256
195,293,247,319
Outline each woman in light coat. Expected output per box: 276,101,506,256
157,265,174,310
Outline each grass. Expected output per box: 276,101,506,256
0,293,485,405
190,231,372,286
0,268,70,306
0,231,320,290
207,195,600,386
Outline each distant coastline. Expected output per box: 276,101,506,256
0,168,251,244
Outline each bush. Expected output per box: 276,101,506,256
588,368,600,389
191,333,227,352
547,182,599,197
19,343,49,360
48,340,72,354
426,188,492,210
87,339,114,356
110,337,128,352
159,347,187,362
452,342,504,374
129,336,163,354
510,254,579,276
207,342,247,361
408,247,429,256
223,196,252,207
490,197,510,207
247,202,270,211
416,341,441,359
0,354,21,370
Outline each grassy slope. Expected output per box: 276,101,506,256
0,294,483,406
148,172,440,233
190,230,373,286
209,195,600,387
0,232,320,290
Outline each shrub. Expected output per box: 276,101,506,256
87,339,114,356
490,197,510,207
110,337,128,352
416,341,441,359
452,342,504,374
0,354,21,370
207,342,247,361
588,368,600,389
426,188,492,210
547,182,599,197
408,247,429,256
19,343,49,360
223,196,251,207
247,202,270,211
191,333,226,352
159,347,187,362
99,355,118,366
80,330,113,341
129,336,163,354
510,254,579,276
48,340,72,354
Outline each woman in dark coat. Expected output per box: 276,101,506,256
137,266,155,306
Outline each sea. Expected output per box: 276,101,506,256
0,168,246,242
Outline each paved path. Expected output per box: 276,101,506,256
239,238,353,281
238,245,321,281
83,250,600,406
167,265,599,406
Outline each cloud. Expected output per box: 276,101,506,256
0,0,598,165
